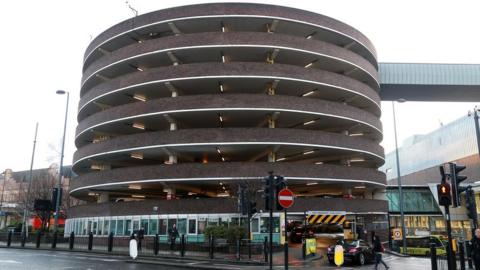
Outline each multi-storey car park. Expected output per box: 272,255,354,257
66,3,387,243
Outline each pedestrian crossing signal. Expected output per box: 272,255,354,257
437,183,451,206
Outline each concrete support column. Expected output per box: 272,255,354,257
268,115,276,128
267,86,275,95
168,155,178,164
268,152,276,162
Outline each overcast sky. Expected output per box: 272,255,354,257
1,0,479,172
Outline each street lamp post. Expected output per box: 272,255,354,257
53,90,69,231
21,122,39,235
0,170,6,229
392,99,407,254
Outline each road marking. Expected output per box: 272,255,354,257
100,258,120,262
212,264,241,269
0,260,22,264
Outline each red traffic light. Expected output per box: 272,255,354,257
437,183,452,206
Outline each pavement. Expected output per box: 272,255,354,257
0,247,433,270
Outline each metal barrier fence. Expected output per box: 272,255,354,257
0,231,268,262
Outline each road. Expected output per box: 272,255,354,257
333,255,431,270
0,248,432,270
0,248,187,270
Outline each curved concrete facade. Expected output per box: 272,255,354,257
71,3,386,222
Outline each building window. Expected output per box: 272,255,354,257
116,220,124,236
177,218,187,235
188,219,196,234
109,220,116,235
125,219,132,236
168,219,177,235
159,219,167,235
97,220,103,235
207,217,218,227
230,217,239,227
103,220,110,235
140,219,149,234
87,220,92,233
197,218,206,234
251,218,259,233
149,218,158,235
260,217,269,233
133,219,140,233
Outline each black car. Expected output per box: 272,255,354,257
327,240,375,265
289,225,314,243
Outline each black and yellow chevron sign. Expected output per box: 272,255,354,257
307,214,346,224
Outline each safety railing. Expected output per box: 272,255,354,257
0,231,268,262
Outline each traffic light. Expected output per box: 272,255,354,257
437,182,452,206
465,187,478,221
275,176,286,210
450,162,468,208
262,173,274,210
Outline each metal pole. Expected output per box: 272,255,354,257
54,91,69,230
269,173,274,270
0,170,6,229
445,204,456,270
473,109,480,177
284,207,288,270
248,211,252,259
392,101,407,254
22,123,38,236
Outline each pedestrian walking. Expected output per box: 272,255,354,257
471,228,480,270
137,227,145,251
169,224,179,250
373,234,389,270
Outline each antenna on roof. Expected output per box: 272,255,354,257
125,1,138,17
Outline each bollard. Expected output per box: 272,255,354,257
302,236,306,260
467,241,473,269
36,231,42,248
69,232,75,250
21,231,26,247
51,230,58,249
107,232,113,252
453,242,458,270
181,234,185,257
236,238,240,261
154,234,159,255
459,241,466,270
248,238,252,259
7,231,12,247
264,236,268,263
209,235,214,259
430,242,438,270
88,232,93,251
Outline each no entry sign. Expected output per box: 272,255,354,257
278,188,294,209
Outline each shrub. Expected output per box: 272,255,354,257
203,225,246,243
